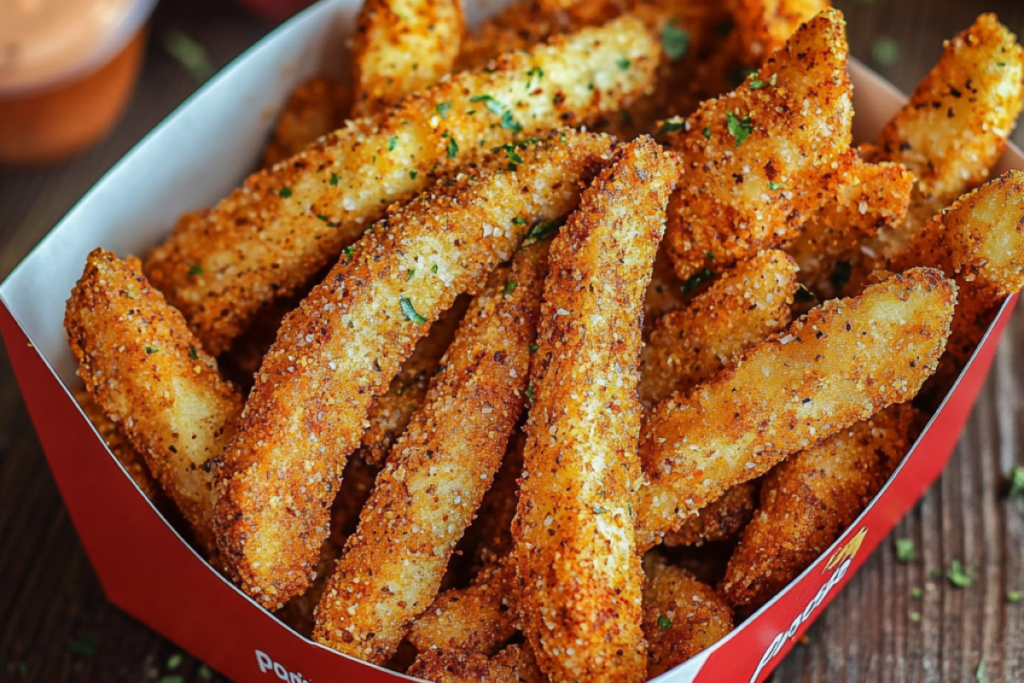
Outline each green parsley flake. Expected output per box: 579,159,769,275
431,264,439,274
529,343,539,353
447,135,459,158
750,73,778,89
682,267,714,293
503,280,519,296
388,136,398,151
872,38,901,67
523,221,559,245
528,66,544,80
616,57,631,70
162,31,214,83
330,173,340,186
661,21,689,61
67,634,98,656
1008,590,1022,603
911,587,922,599
593,506,608,514
768,181,782,191
188,264,203,277
279,187,293,199
343,246,356,263
167,653,183,670
1008,465,1024,499
470,94,504,115
505,146,524,166
909,611,921,623
145,346,159,355
409,170,418,180
188,346,199,361
400,297,428,325
726,111,753,147
830,260,852,291
657,615,672,630
512,217,527,225
655,119,685,140
500,110,522,134
525,386,535,404
407,268,416,281
794,284,817,303
436,102,452,119
705,251,715,260
895,538,915,563
702,127,711,139
947,559,974,588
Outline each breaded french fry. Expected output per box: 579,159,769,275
659,9,854,283
145,17,660,355
409,643,544,683
662,480,758,547
891,171,1024,396
214,131,612,610
263,78,354,168
351,0,464,117
407,556,520,657
358,295,470,466
515,138,677,683
74,389,162,501
314,243,548,662
787,160,914,297
468,431,524,572
634,268,956,550
65,249,243,556
727,0,830,64
720,404,917,612
642,553,734,678
638,250,797,408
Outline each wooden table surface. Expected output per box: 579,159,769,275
1,0,1023,681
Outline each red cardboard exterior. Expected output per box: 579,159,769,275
1,2,1021,681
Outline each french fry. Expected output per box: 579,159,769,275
351,0,464,117
64,249,243,556
720,403,919,612
409,642,544,683
314,243,548,662
214,130,613,610
662,480,758,547
634,268,956,550
515,137,677,683
144,16,660,355
891,170,1024,396
467,431,524,572
263,78,354,168
642,553,734,678
659,9,854,283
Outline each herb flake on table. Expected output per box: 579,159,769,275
162,31,214,83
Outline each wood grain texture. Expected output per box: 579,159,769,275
0,0,1021,681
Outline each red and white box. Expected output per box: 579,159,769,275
0,1,1020,681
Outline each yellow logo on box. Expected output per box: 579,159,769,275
824,527,868,573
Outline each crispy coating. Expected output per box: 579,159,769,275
720,404,917,612
409,643,544,683
727,0,830,64
515,138,677,683
64,249,243,556
144,17,660,355
358,295,470,466
660,9,854,283
314,244,548,662
468,430,525,572
638,250,797,408
351,0,464,117
407,556,520,657
643,244,687,332
634,268,956,550
641,553,734,677
892,171,1024,397
787,160,914,297
214,131,612,609
73,389,162,501
263,78,354,167
662,480,757,547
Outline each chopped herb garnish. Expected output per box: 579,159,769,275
469,94,504,115
1008,465,1024,499
997,61,1007,67
947,559,974,588
749,73,777,89
330,173,340,186
400,297,428,325
343,246,356,262
655,119,685,140
872,38,901,67
705,251,715,260
794,284,817,303
661,21,690,61
525,386,535,404
407,268,416,281
593,506,608,514
523,221,559,245
657,615,672,630
682,267,714,293
702,127,711,139
500,110,522,134
527,66,544,80
908,611,921,623
505,146,524,166
436,102,452,119
726,111,753,147
188,346,198,361
830,260,852,291
911,587,922,599
512,217,527,225
731,66,759,88
145,346,159,355
768,181,782,191
388,136,398,151
1008,590,1022,603
409,170,418,180
279,187,293,199
162,31,214,83
447,135,459,158
188,264,203,277
167,653,183,670
431,264,439,274
895,538,915,563
317,214,329,222
616,57,631,70
503,280,519,296
529,343,539,353
67,634,98,656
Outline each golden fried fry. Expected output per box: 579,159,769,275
720,404,917,612
515,138,677,683
409,643,544,683
634,268,956,550
145,17,660,355
787,160,914,297
638,250,797,408
891,170,1024,397
407,556,520,657
659,9,854,283
727,0,830,65
65,249,243,556
662,480,757,547
351,0,464,117
314,243,548,662
358,295,470,466
468,431,524,572
263,78,354,168
214,131,612,610
73,389,162,501
641,553,734,678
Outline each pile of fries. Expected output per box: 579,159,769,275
64,0,1024,680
